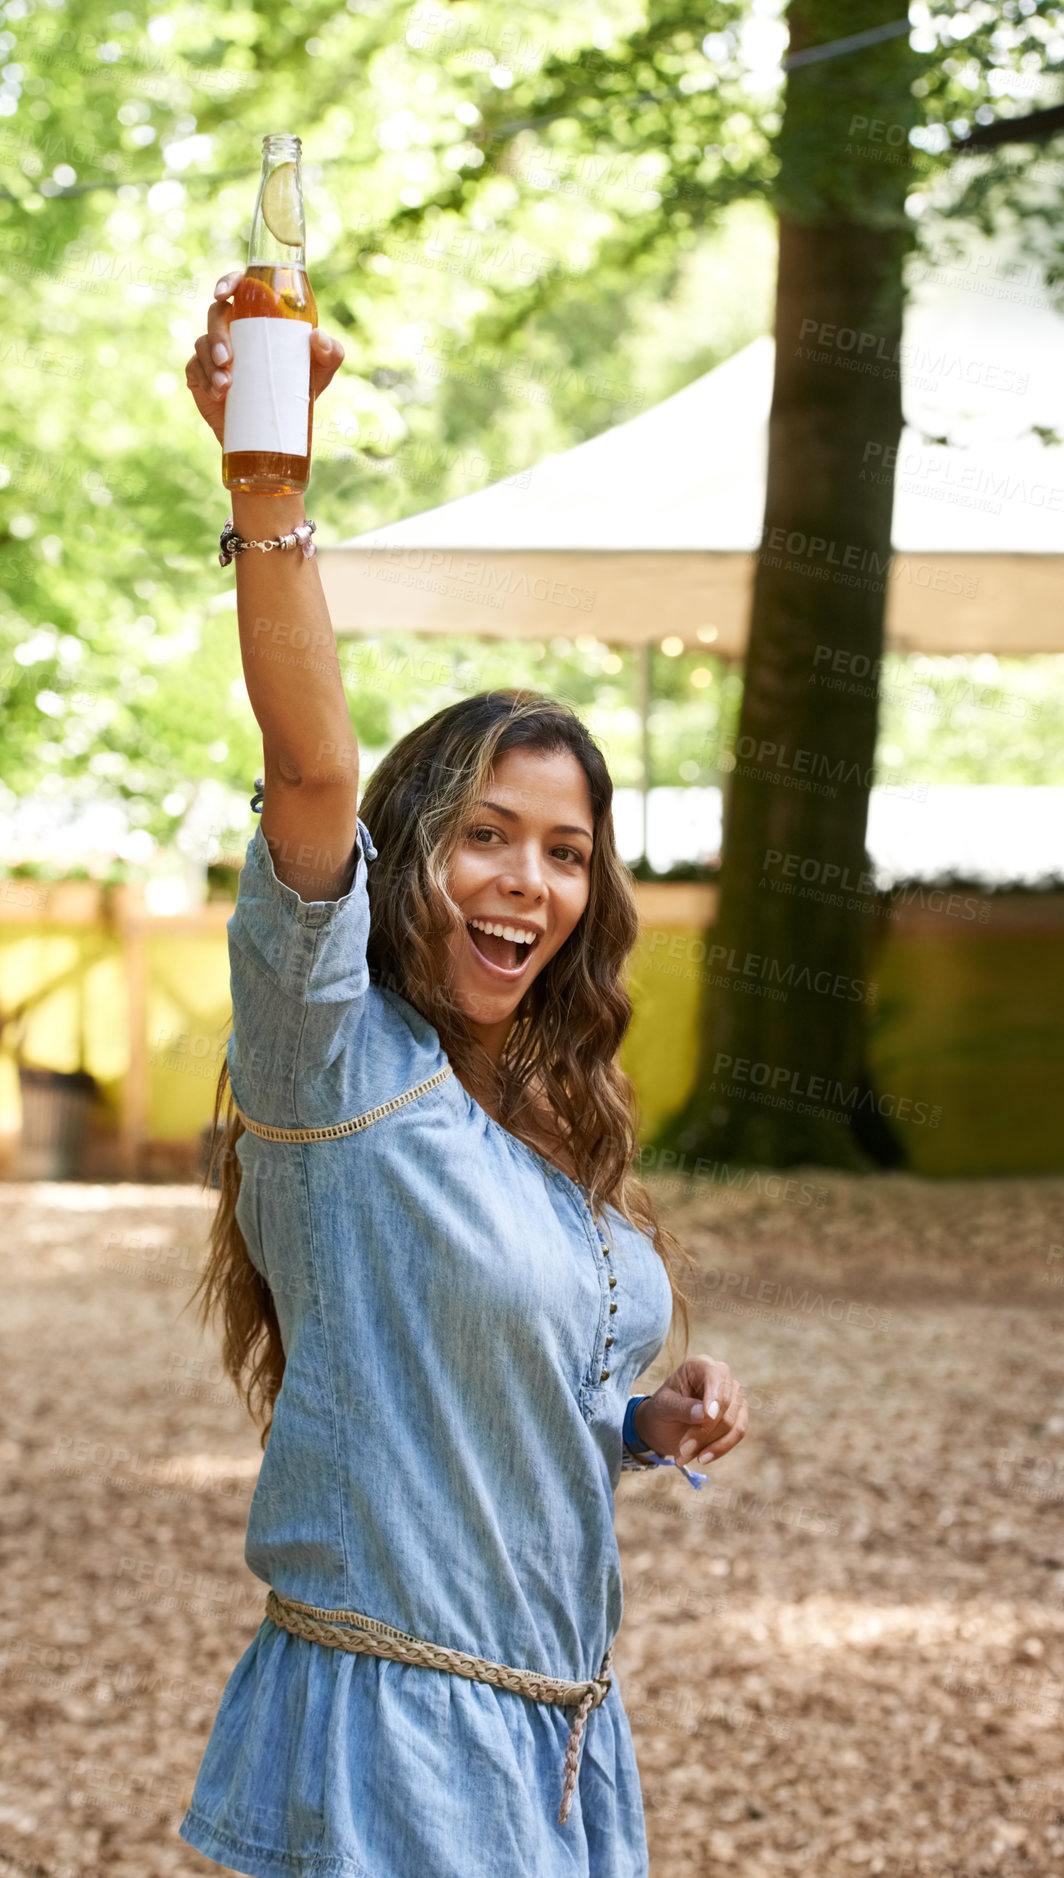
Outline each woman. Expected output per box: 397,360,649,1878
178,271,749,1878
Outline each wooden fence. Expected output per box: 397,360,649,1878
1,876,1062,1179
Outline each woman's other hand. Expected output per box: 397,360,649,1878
184,268,346,445
636,1355,748,1467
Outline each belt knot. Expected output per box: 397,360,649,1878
265,1589,613,1826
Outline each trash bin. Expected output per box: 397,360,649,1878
17,1067,98,1180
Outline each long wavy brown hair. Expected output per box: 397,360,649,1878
190,690,694,1445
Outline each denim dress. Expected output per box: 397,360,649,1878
179,814,689,1878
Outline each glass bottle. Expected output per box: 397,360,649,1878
222,133,318,496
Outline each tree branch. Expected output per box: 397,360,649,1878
953,103,1064,152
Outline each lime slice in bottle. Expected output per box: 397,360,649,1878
261,162,302,246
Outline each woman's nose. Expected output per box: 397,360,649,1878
502,847,545,896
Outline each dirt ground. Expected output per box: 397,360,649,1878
0,1172,1061,1878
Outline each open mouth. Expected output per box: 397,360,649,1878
465,917,540,979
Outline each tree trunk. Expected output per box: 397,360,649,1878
669,1,919,1169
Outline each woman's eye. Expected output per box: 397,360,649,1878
467,827,585,863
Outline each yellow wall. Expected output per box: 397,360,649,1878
0,915,229,1150
0,928,126,1131
144,933,232,1136
2,899,1062,1176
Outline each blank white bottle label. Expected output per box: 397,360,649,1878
223,318,311,457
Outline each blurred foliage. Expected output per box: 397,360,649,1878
0,0,1061,876
912,0,1064,283
876,650,1064,784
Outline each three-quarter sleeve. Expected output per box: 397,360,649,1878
224,811,379,1130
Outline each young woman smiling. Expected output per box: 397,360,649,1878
178,270,748,1878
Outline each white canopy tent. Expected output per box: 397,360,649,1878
318,270,1064,657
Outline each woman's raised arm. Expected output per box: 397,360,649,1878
185,268,360,903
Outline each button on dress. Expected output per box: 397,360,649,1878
179,815,684,1878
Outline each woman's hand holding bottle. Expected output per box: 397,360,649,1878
184,270,344,450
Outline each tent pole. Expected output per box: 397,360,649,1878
637,642,651,864
718,655,737,861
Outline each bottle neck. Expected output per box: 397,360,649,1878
247,222,307,269
248,141,307,269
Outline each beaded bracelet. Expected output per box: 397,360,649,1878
219,516,317,568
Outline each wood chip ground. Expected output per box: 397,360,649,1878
1,1174,1061,1877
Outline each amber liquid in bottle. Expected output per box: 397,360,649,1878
222,134,317,497
221,265,318,496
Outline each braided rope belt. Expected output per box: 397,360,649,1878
266,1590,613,1826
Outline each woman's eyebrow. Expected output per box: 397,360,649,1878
476,799,593,842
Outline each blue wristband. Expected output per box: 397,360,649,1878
623,1394,653,1454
